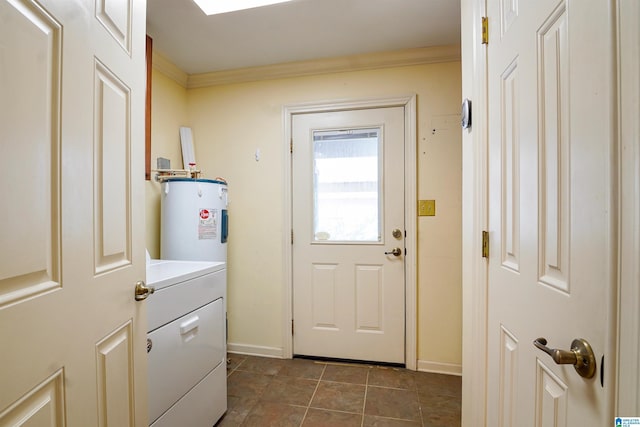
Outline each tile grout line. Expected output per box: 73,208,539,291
298,363,327,427
360,368,370,427
416,385,425,426
226,356,246,377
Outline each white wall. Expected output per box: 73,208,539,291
148,60,463,370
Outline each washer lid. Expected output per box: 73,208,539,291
146,260,226,289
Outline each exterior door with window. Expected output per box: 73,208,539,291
292,107,405,364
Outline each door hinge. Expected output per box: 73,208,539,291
291,319,294,335
482,230,489,258
290,138,293,154
291,230,294,244
482,17,489,45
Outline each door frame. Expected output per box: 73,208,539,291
282,95,418,370
616,0,640,415
460,0,489,424
461,0,638,423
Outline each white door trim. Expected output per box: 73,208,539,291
616,0,640,415
282,95,418,370
461,0,489,424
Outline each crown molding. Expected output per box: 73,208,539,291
187,44,461,89
152,51,189,88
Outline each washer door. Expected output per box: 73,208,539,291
147,297,225,423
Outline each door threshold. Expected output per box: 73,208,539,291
293,354,405,369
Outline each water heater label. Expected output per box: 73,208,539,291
198,208,218,240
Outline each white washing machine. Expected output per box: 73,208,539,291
146,259,227,427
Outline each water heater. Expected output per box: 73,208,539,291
161,178,228,262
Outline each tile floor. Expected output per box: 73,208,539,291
216,354,461,427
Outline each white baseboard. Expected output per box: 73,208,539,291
417,359,462,376
226,345,462,376
227,342,284,359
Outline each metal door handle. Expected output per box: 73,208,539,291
533,337,596,378
384,247,402,256
134,280,155,301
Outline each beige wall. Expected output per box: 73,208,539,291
147,61,462,369
145,69,189,258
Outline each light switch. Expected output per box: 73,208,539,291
418,200,436,216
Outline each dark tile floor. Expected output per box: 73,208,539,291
216,354,461,427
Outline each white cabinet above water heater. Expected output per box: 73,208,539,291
161,178,228,262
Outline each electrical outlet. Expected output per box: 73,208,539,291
418,200,436,216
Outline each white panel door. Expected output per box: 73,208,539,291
292,107,405,364
0,0,147,425
486,0,613,425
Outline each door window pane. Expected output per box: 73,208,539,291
312,128,381,242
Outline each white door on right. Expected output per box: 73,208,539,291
486,0,614,425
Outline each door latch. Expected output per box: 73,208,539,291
533,337,596,379
384,247,402,257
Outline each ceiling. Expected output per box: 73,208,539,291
146,0,461,75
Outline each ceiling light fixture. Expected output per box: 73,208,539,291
192,0,294,15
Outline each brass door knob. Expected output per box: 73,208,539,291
134,281,155,301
